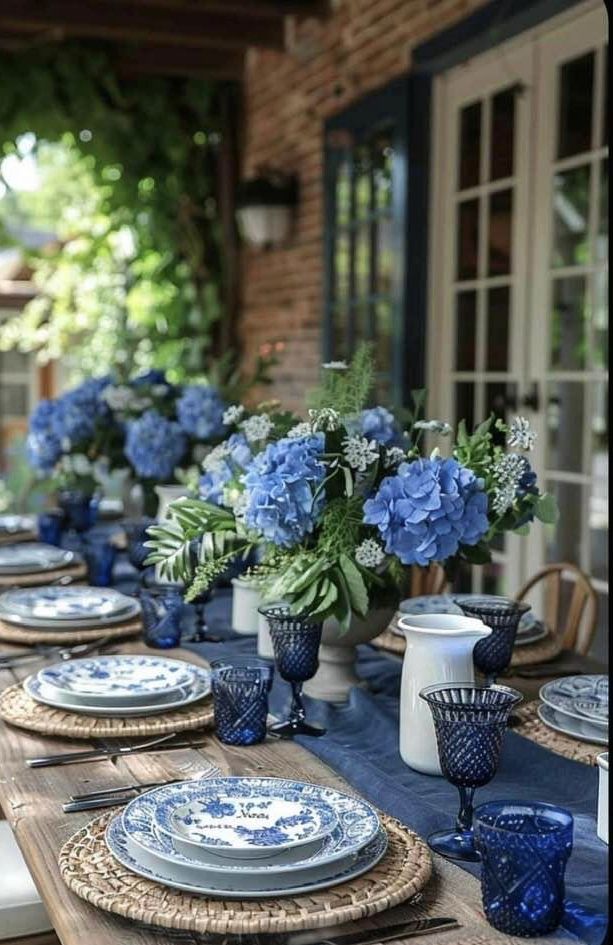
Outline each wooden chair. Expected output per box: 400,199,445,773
515,562,598,655
409,563,448,597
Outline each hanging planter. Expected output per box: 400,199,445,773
236,172,298,249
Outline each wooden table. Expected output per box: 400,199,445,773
0,639,587,945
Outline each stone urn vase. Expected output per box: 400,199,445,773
231,576,262,635
303,607,395,703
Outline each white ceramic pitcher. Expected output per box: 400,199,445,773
398,613,492,776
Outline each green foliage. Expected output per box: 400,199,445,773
0,44,231,379
307,343,375,415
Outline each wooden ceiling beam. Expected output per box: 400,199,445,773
114,44,244,80
0,1,286,50
102,0,330,19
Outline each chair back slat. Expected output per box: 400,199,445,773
515,562,598,655
410,564,447,597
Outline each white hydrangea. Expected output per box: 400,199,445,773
413,420,453,436
355,538,386,568
322,360,348,370
309,407,342,432
384,446,406,468
223,404,245,426
342,435,379,472
202,442,230,473
287,421,314,439
491,452,526,515
229,490,250,520
58,453,92,476
101,384,134,411
240,413,274,443
151,384,170,397
507,416,537,451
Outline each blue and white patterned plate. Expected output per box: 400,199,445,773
0,543,75,575
38,655,197,706
0,515,36,535
0,586,139,630
106,812,387,898
540,675,608,729
154,777,340,858
538,703,608,747
23,668,211,717
397,595,538,637
124,780,380,877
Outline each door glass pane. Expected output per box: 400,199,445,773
488,189,513,275
547,381,585,473
355,225,370,298
596,158,608,262
550,276,587,370
0,385,28,415
335,231,351,301
546,480,583,563
552,165,590,267
336,159,351,227
455,382,475,432
455,291,476,370
486,382,516,440
457,199,479,280
490,88,515,180
557,51,595,159
459,101,481,190
373,135,393,210
355,149,371,220
376,220,393,295
593,270,608,369
332,305,349,359
375,299,392,372
486,286,510,371
590,397,608,582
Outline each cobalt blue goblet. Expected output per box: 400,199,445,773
82,534,117,587
139,587,184,649
124,517,156,571
474,801,573,937
420,684,522,861
211,658,274,746
455,596,531,685
37,510,64,547
259,603,325,739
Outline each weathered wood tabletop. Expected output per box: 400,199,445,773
0,639,583,945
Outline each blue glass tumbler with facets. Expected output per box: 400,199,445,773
455,596,531,685
420,683,522,861
57,489,99,535
37,510,64,547
259,603,325,738
139,587,184,649
82,534,117,587
211,658,274,746
474,801,573,937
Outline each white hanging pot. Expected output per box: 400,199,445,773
231,577,261,635
154,485,187,584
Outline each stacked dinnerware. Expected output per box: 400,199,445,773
0,586,140,631
0,514,37,541
23,653,211,717
538,675,608,746
0,542,78,578
105,776,387,897
397,594,547,646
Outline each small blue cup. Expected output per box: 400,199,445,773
37,511,64,547
139,587,184,649
82,535,117,587
211,658,274,746
58,490,98,534
474,801,573,937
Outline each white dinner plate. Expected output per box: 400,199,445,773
23,669,211,716
397,594,538,636
0,587,140,630
106,813,387,899
0,515,36,535
38,655,197,706
538,703,608,746
540,676,608,729
0,543,75,575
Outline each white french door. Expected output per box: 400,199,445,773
429,1,608,650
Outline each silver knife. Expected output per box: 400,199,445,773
26,731,178,767
287,918,460,945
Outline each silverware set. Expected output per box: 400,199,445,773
26,730,211,768
0,635,113,669
63,763,223,813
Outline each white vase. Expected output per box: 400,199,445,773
397,613,492,776
231,577,261,635
302,608,395,704
154,485,187,584
257,609,275,658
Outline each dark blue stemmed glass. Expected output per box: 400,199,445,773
259,603,325,739
420,684,522,862
57,489,99,535
82,534,117,587
211,658,274,746
124,517,156,571
37,510,64,547
455,596,531,685
474,801,573,937
139,587,184,649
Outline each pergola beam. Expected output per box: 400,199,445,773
0,1,286,51
114,44,245,80
104,0,329,19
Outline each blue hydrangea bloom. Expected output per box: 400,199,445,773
176,385,227,440
51,377,111,446
125,409,187,480
199,433,252,505
26,400,62,472
358,407,403,446
516,458,538,497
363,457,489,566
242,434,325,547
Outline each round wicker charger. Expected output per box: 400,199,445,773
512,701,605,766
0,681,214,738
0,530,37,545
59,810,431,936
0,560,87,588
0,615,142,645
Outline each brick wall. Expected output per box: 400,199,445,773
239,0,487,411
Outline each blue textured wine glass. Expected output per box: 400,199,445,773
259,603,325,738
474,801,573,937
455,596,531,685
37,511,64,547
211,658,274,746
124,517,156,571
82,535,117,587
139,587,184,649
57,490,99,535
420,684,523,861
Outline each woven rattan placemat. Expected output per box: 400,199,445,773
0,561,87,588
0,531,37,545
513,701,605,765
0,615,142,645
0,681,214,739
59,810,432,935
372,613,563,669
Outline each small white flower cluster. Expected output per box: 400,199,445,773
491,452,526,515
223,404,245,426
309,407,342,432
57,453,93,477
230,490,250,520
101,384,153,413
201,442,230,473
287,421,314,439
413,419,453,435
342,435,379,472
384,446,406,468
507,415,537,451
355,538,385,568
240,413,274,443
322,360,348,370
